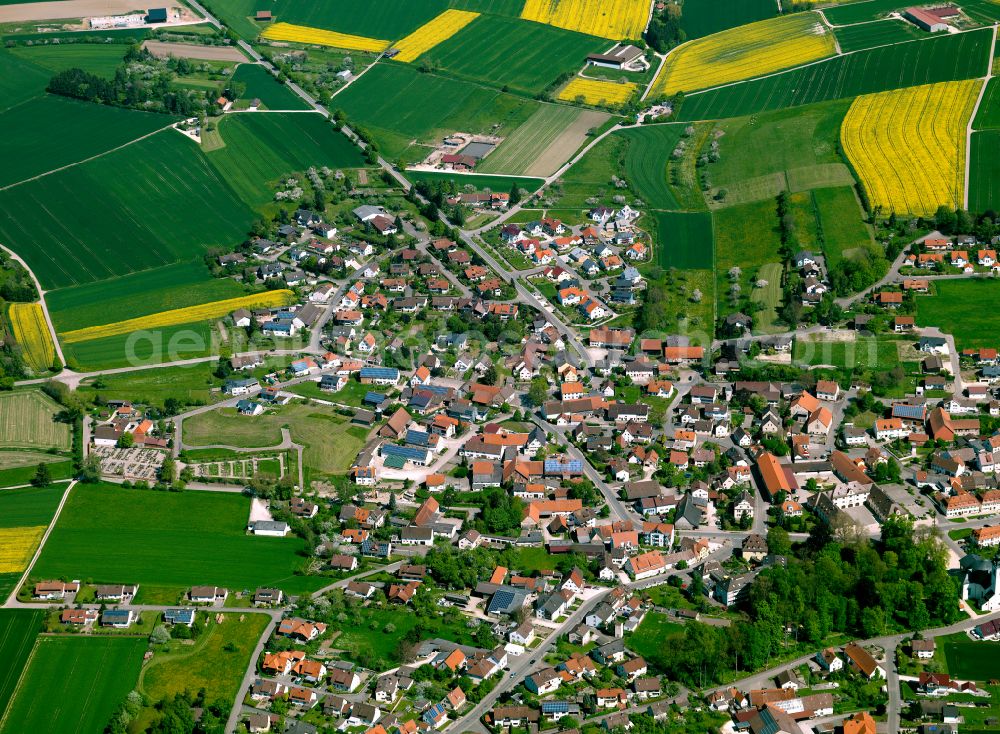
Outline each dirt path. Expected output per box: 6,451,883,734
142,41,247,62
524,109,609,177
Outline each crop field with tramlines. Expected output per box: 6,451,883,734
841,80,980,217
558,77,637,105
0,611,44,722
260,22,391,52
392,9,480,62
7,304,54,373
59,290,294,344
651,13,835,96
520,0,649,39
0,392,72,451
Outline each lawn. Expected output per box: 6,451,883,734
76,362,220,407
207,112,366,207
140,612,270,705
333,62,540,163
230,62,310,109
0,95,171,188
678,29,991,121
47,260,246,333
651,211,714,269
793,334,900,369
0,635,145,734
0,130,254,290
679,0,776,40
416,15,605,95
624,612,684,669
0,390,72,451
0,610,44,723
183,402,367,478
32,483,326,596
943,637,1000,680
917,279,1000,350
512,545,556,573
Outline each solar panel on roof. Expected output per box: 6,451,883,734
384,455,407,469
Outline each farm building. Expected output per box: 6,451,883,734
904,6,958,32
586,44,646,70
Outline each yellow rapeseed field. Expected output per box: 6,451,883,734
0,526,46,574
650,13,835,96
521,0,649,40
8,303,55,373
392,9,480,63
60,290,295,344
841,80,980,217
558,77,637,106
260,22,391,53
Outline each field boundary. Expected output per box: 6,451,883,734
4,480,76,607
964,23,997,209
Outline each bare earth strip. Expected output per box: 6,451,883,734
525,109,609,177
142,41,246,61
0,0,172,22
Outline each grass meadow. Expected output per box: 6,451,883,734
76,362,220,406
0,95,171,188
0,391,71,451
207,112,366,206
620,125,686,211
417,15,605,95
333,63,539,162
678,30,991,121
749,261,784,332
32,483,326,597
917,279,1000,350
812,186,873,266
651,211,714,269
943,637,1000,680
713,199,783,316
0,131,254,290
231,63,311,109
0,610,44,723
793,335,900,369
1,636,145,734
624,612,684,669
140,612,270,705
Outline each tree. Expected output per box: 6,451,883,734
117,431,134,449
527,377,549,407
480,363,498,386
509,181,522,207
80,454,103,483
766,526,792,556
31,462,51,487
150,625,171,645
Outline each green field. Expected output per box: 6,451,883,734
76,362,220,407
970,130,1000,214
62,320,218,371
793,335,899,368
266,0,524,39
750,261,784,332
0,48,52,110
334,63,539,162
1,635,145,734
140,612,269,705
32,483,326,596
917,279,1000,350
832,19,923,52
405,170,544,192
0,391,72,452
619,125,687,210
548,130,625,208
6,43,126,77
974,77,1000,130
943,638,1000,680
183,402,367,478
0,96,172,189
713,199,783,315
47,260,246,333
624,612,684,669
477,104,603,176
230,62,311,109
0,610,44,723
708,100,853,205
812,186,873,265
652,211,714,269
0,484,63,529
827,0,1000,24
207,111,366,205
0,130,254,289
679,0,777,39
678,30,991,121
417,15,605,95
0,461,74,491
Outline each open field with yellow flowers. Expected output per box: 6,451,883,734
0,527,46,574
558,76,637,105
8,304,54,373
59,290,294,344
393,9,480,62
260,22,390,52
651,13,835,96
841,79,980,217
521,0,649,40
